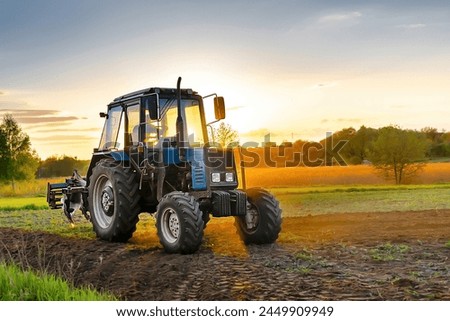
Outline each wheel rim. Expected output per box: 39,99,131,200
244,202,259,232
160,208,180,244
92,174,114,229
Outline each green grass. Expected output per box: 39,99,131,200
0,209,94,239
369,243,410,262
0,179,48,197
270,183,450,195
0,197,48,211
0,262,114,300
294,250,314,261
0,184,449,237
271,184,450,216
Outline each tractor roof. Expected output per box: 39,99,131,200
111,87,197,105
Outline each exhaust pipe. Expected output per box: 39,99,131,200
176,77,186,160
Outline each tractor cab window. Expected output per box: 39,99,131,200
99,106,123,150
144,109,160,147
127,104,140,146
158,98,205,147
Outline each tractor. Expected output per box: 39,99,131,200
47,77,282,254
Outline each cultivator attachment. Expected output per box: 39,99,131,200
47,170,90,224
47,182,68,209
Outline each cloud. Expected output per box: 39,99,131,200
311,82,337,90
0,108,59,116
241,128,273,137
227,105,245,111
397,23,426,29
32,135,97,142
0,109,80,124
14,116,79,124
34,127,100,133
318,11,362,23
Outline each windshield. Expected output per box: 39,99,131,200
147,98,206,147
98,106,123,150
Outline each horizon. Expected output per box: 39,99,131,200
1,1,449,159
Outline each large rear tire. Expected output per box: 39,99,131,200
235,188,282,244
156,192,203,254
88,159,141,242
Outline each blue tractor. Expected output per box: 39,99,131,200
48,78,282,254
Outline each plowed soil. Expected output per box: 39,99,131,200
1,209,449,301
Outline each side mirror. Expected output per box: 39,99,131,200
214,96,226,120
142,94,159,120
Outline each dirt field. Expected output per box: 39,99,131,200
1,209,449,301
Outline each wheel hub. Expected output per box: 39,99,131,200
245,203,259,230
168,212,180,238
101,186,114,216
160,208,181,244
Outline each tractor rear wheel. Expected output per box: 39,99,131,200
156,192,203,254
235,188,282,244
88,159,141,242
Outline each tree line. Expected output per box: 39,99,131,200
296,125,449,184
1,115,449,187
0,114,89,190
217,122,449,184
320,125,450,165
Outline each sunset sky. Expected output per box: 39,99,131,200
1,0,449,159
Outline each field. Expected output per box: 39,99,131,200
244,162,450,187
0,164,449,300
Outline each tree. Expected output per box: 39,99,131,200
345,126,379,164
211,122,239,148
420,127,450,158
368,126,427,184
319,128,355,166
0,114,40,190
37,155,90,178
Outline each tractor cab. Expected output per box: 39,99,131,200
97,88,211,152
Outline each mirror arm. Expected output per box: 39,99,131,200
203,93,218,99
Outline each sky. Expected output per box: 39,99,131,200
1,0,449,159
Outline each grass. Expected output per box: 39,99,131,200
369,243,410,262
0,197,48,211
271,185,450,216
294,250,314,261
287,266,312,275
0,209,94,239
0,183,449,240
0,262,114,300
0,177,65,197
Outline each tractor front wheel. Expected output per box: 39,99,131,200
235,188,282,244
156,192,203,254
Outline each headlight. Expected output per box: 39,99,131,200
225,172,234,182
211,172,221,183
